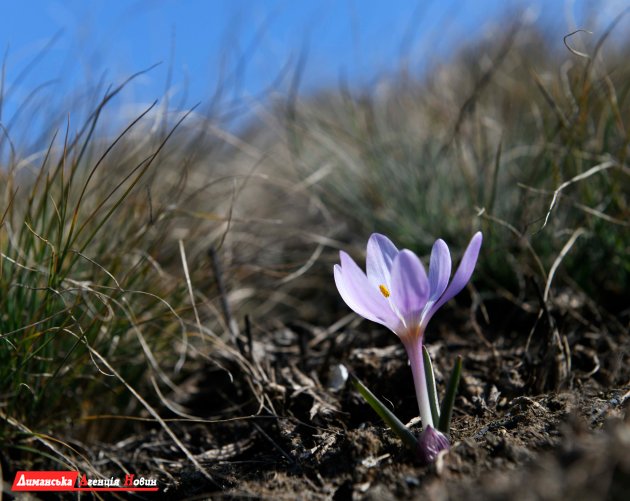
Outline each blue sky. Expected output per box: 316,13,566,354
0,0,626,137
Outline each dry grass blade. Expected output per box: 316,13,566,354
563,30,593,59
540,161,616,230
543,228,587,302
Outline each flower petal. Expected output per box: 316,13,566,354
427,239,451,302
390,250,429,324
334,264,379,323
334,252,401,331
366,233,399,290
434,232,482,308
422,232,483,326
419,239,451,325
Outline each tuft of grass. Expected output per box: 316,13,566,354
0,70,228,474
0,44,336,477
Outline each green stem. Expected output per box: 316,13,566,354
422,345,441,425
438,355,462,433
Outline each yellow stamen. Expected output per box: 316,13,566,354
379,284,390,298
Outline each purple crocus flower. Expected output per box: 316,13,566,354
333,232,482,436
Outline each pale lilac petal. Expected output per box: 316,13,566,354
427,239,451,302
334,264,381,324
334,252,400,331
434,232,482,308
419,240,451,325
390,250,429,323
422,232,483,326
366,233,398,290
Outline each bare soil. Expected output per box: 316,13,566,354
82,291,629,500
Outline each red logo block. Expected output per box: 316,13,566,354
12,471,79,491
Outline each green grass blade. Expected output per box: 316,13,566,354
438,355,462,433
422,345,440,425
349,372,418,450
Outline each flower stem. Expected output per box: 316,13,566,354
404,339,434,429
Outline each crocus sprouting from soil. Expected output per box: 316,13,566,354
334,232,482,457
417,425,452,464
